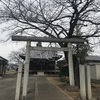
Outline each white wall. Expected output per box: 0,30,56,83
90,63,100,80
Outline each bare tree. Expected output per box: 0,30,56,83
0,0,100,52
0,0,100,86
0,2,99,59
0,0,100,84
0,0,100,40
8,47,25,63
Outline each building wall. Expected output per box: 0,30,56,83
0,62,3,75
29,59,55,71
90,65,96,79
90,64,100,80
0,61,7,76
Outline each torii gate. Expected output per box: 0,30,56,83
12,36,85,100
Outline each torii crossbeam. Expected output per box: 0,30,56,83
12,35,85,43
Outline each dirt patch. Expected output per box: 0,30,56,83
47,77,100,100
47,77,81,100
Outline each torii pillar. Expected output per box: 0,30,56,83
22,41,31,100
68,42,75,86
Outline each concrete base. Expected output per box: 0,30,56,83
37,72,44,76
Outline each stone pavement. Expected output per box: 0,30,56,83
35,76,69,100
0,75,70,100
1,75,100,100
0,75,36,100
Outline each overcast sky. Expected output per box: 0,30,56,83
0,41,26,59
0,22,25,59
0,28,100,60
0,38,100,60
0,0,100,61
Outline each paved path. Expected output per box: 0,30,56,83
0,75,36,100
36,76,68,100
0,77,16,100
0,75,69,100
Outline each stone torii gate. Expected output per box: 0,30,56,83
12,35,85,100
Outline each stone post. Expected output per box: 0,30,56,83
15,63,23,100
86,64,92,100
95,64,100,80
79,64,86,100
79,64,92,100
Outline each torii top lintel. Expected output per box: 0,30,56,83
12,35,86,43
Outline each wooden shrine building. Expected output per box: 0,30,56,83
20,42,61,74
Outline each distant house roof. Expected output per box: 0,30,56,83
85,56,100,63
0,56,8,63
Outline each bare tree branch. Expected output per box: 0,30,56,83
0,0,100,46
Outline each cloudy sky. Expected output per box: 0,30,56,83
0,0,100,61
0,26,100,60
0,37,100,60
0,22,26,59
0,40,26,59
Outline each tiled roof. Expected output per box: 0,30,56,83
30,50,57,59
85,55,100,63
20,50,59,60
0,56,8,63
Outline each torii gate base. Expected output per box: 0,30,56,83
12,36,85,100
